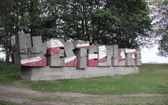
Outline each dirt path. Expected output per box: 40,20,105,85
0,84,93,105
0,84,168,105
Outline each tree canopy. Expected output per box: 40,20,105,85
157,0,168,57
149,0,168,57
0,0,152,64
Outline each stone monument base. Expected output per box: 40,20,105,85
21,66,140,81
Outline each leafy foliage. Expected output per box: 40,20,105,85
0,0,152,64
55,0,152,48
150,0,168,57
0,0,25,64
158,33,168,57
158,1,168,57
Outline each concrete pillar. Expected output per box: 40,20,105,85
75,48,87,69
98,45,109,66
47,39,65,67
11,35,20,65
48,54,64,66
73,40,89,69
42,42,47,56
126,53,132,66
47,38,64,55
64,42,77,67
125,49,136,66
113,45,118,66
32,36,42,54
64,42,75,57
118,49,126,66
136,49,142,66
16,33,32,60
15,33,47,66
106,46,113,66
20,35,47,67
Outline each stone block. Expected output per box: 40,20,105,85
113,45,118,66
98,45,108,66
79,57,87,69
21,66,31,80
126,53,132,66
64,55,77,67
21,57,46,66
16,33,28,54
136,49,142,66
48,54,64,67
125,49,136,66
75,48,87,69
32,36,42,54
88,45,98,67
64,42,75,57
16,33,32,60
118,49,126,66
42,42,47,56
106,46,113,66
47,38,64,55
16,34,47,67
59,48,65,57
11,36,20,65
46,39,65,67
64,42,77,67
20,66,140,81
20,55,29,60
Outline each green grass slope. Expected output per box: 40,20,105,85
0,63,168,95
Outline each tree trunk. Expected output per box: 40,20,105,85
11,54,14,64
5,50,10,65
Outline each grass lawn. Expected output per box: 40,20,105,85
0,63,168,95
0,62,20,84
0,101,22,105
22,64,168,94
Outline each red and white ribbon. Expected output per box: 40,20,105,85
21,57,46,66
118,51,126,62
125,49,137,59
88,54,98,66
47,39,64,55
98,46,107,62
64,56,77,67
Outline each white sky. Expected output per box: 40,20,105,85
0,45,168,63
141,44,168,63
0,48,5,59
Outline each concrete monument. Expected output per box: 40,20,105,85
12,33,142,81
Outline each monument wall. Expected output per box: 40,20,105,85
11,33,141,81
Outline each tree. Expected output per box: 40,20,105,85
149,0,168,57
59,0,152,48
0,0,49,64
0,0,26,65
0,0,152,65
158,1,168,57
150,0,168,36
158,33,168,57
89,0,152,48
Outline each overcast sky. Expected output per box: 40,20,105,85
141,44,168,63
